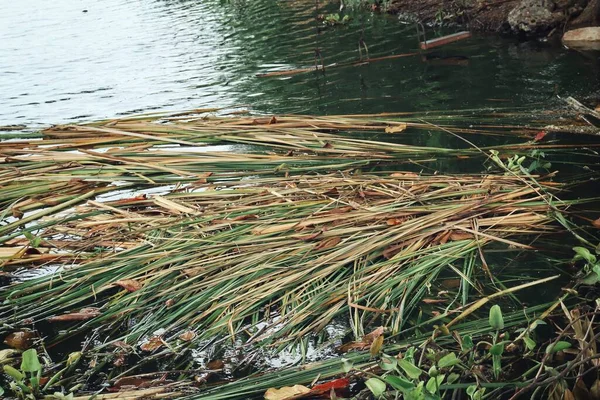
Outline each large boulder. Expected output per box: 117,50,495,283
563,27,600,49
507,0,566,35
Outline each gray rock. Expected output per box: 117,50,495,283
507,0,566,34
563,27,600,49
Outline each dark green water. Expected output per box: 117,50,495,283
1,0,599,126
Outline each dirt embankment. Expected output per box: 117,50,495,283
386,0,600,37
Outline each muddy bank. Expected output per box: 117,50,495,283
386,0,600,37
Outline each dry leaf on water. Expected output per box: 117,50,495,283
385,123,407,133
110,377,153,391
338,326,384,353
4,331,36,350
114,279,143,292
264,385,311,400
534,130,547,141
178,331,196,342
312,378,350,394
140,336,163,352
314,237,341,251
449,231,474,241
207,359,225,370
48,307,101,322
370,334,384,356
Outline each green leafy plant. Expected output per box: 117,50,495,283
3,349,42,399
573,246,600,285
361,347,463,399
323,13,350,26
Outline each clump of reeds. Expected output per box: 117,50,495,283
0,109,598,399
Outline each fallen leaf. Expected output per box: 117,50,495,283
179,331,196,342
534,130,547,141
434,231,452,245
363,326,384,343
390,172,418,178
113,352,126,367
449,231,474,241
207,359,225,370
385,123,407,133
48,307,101,322
114,279,143,292
386,217,407,226
111,341,132,350
115,195,147,204
592,218,600,228
312,378,350,393
111,377,153,391
293,231,323,241
140,336,163,352
231,214,259,221
422,298,447,304
383,242,409,259
370,334,384,356
314,237,341,251
338,327,384,353
3,331,36,350
264,385,311,400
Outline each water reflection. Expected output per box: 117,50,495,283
1,0,598,125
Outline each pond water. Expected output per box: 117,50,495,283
1,0,599,126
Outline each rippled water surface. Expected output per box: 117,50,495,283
1,0,599,125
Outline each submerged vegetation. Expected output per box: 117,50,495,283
0,105,600,399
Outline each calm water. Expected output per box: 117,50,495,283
1,0,599,126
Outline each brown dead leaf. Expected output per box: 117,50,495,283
383,242,408,259
314,237,341,251
264,384,311,400
573,378,591,400
111,377,153,391
111,341,132,350
385,123,407,133
363,326,385,343
12,208,24,219
179,331,196,342
590,378,600,399
386,217,407,226
113,352,126,367
140,336,163,352
441,279,461,289
4,330,36,350
231,214,259,221
390,172,418,178
294,231,322,241
422,298,447,304
434,231,452,245
114,279,143,292
592,218,600,228
369,334,384,356
449,231,474,241
315,206,353,216
48,307,101,322
207,359,225,370
338,326,384,353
